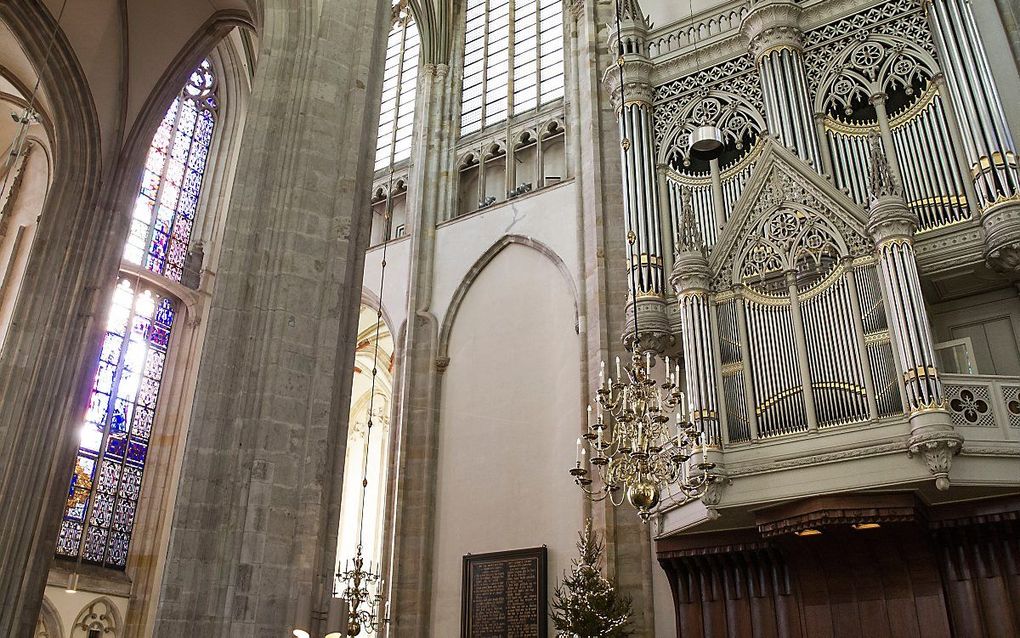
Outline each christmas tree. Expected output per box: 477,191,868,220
550,519,633,637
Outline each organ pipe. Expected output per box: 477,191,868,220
925,0,1019,208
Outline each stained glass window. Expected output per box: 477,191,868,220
123,60,218,282
461,0,564,136
56,278,177,568
57,59,218,569
375,11,420,170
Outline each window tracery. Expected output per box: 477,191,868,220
123,60,217,283
461,0,564,136
70,598,119,638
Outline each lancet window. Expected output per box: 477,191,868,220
123,60,217,282
56,60,220,569
375,7,419,171
461,0,564,136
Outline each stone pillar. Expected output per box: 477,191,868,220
925,0,1020,271
606,3,671,355
741,1,820,167
0,2,110,635
670,189,722,449
865,136,961,491
153,0,391,635
386,60,458,637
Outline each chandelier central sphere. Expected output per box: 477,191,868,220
571,350,717,522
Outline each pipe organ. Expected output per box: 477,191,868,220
637,0,1017,458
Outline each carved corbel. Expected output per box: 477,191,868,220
907,430,964,491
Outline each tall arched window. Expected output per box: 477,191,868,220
55,60,219,569
460,0,564,136
375,9,419,170
123,60,217,282
336,306,394,614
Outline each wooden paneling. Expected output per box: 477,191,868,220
657,497,1020,638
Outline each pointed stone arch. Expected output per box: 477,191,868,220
34,596,63,638
437,234,579,362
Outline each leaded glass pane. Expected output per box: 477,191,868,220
122,60,217,281
460,0,564,132
375,14,420,170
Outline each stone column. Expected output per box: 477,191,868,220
153,0,391,635
741,1,820,167
386,59,458,637
865,136,961,491
606,4,671,355
670,189,723,455
925,0,1020,271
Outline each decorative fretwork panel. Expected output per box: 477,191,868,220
943,384,997,428
1001,384,1020,428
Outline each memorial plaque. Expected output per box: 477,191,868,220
461,546,548,638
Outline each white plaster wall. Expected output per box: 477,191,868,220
431,242,584,636
432,180,580,330
362,234,411,335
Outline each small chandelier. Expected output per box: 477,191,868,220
334,544,387,635
571,351,717,521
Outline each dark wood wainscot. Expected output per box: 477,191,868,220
461,546,548,638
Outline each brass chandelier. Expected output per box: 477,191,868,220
570,0,717,522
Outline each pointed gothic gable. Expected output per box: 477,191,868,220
708,138,873,290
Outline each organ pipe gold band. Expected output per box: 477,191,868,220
903,366,939,382
969,152,1019,178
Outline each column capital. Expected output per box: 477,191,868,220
603,58,654,109
741,0,804,61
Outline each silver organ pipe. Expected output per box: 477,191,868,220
927,0,1020,207
825,87,970,233
800,271,869,427
826,125,872,206
664,141,763,253
744,296,808,438
716,299,750,442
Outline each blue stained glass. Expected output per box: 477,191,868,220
154,205,175,233
94,363,115,394
150,325,171,348
106,436,126,459
155,299,175,327
144,351,165,380
167,240,187,269
149,232,168,260
140,170,161,199
85,393,109,424
100,334,123,363
171,217,192,242
109,402,130,436
132,408,154,439
127,441,147,467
